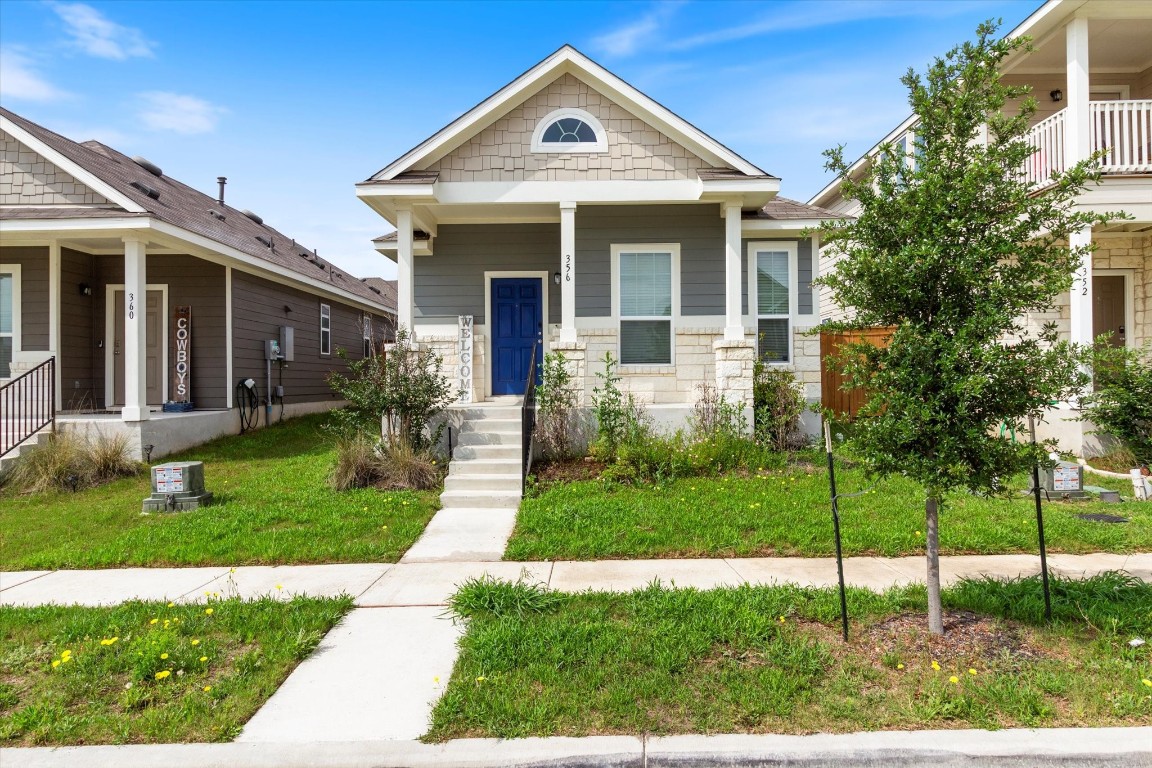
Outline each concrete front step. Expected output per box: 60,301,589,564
439,489,521,509
448,458,522,476
451,406,523,422
452,444,520,461
444,473,522,492
456,430,521,447
458,418,520,434
0,429,52,476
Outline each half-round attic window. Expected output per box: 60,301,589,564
531,108,607,153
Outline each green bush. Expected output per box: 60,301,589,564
536,351,583,460
753,362,808,451
1083,341,1152,465
4,430,141,494
589,352,650,460
607,430,782,485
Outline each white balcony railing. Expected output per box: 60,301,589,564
1023,100,1152,186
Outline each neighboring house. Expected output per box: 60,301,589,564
808,0,1152,456
0,107,396,459
359,45,839,430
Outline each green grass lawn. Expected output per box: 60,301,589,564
427,574,1152,740
0,414,438,570
507,459,1150,560
0,595,352,745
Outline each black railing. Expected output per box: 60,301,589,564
521,342,538,482
2,356,56,458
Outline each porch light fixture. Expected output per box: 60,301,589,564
1050,89,1063,102
553,271,562,285
142,444,154,463
78,283,92,296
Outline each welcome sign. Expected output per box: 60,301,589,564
458,315,473,403
171,306,192,402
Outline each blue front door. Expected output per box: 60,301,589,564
491,278,542,396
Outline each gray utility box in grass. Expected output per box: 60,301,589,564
143,461,213,512
1040,460,1088,499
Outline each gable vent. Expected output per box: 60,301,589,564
130,180,160,199
241,209,264,225
131,156,163,177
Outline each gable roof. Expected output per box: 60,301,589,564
361,277,398,307
1,107,394,313
366,45,773,183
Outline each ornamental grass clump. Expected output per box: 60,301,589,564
4,430,141,495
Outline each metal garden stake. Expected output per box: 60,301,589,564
824,421,850,642
1028,413,1053,621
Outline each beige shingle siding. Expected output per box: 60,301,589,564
425,74,711,182
0,130,110,206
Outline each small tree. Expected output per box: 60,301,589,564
327,328,456,451
815,22,1117,634
536,351,582,460
1083,340,1152,465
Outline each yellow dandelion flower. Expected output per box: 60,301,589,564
52,660,60,668
61,649,72,658
915,531,922,537
969,668,977,676
931,660,941,671
949,676,959,684
203,686,212,692
167,602,175,608
191,639,200,646
276,585,283,591
163,620,170,627
1143,679,1152,688
200,656,208,662
205,608,214,615
897,663,905,670
778,616,786,624
155,670,171,680
475,676,487,683
150,618,159,625
160,653,169,660
433,676,440,683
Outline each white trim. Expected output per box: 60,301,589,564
747,240,799,364
48,242,61,408
320,302,332,356
611,243,680,367
1093,268,1136,349
0,263,22,378
530,108,608,153
0,115,147,213
1090,84,1131,100
370,45,766,180
225,266,234,409
104,283,169,408
483,271,549,399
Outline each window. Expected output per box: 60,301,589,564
530,108,607,153
362,314,373,358
0,266,19,379
613,245,678,365
749,243,796,363
320,303,331,356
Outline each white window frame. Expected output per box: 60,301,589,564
0,264,21,379
362,314,373,357
747,241,798,365
530,108,608,154
320,303,332,356
611,243,680,367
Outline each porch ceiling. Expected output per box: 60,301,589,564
1012,18,1152,74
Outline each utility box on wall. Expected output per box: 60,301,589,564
279,326,295,362
142,461,213,512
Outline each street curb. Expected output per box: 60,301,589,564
3,728,1150,768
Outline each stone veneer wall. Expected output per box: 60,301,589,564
417,334,488,403
425,74,711,182
0,130,110,205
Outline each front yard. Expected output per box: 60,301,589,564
508,458,1150,561
0,414,438,570
0,596,353,745
428,574,1152,740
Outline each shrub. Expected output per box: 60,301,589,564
607,430,782,485
1082,341,1152,465
689,383,747,441
589,352,650,460
327,328,457,452
329,433,445,491
753,362,808,451
4,430,141,494
536,352,582,460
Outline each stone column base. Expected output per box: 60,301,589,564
713,338,755,407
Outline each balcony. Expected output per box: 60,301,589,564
1024,100,1152,187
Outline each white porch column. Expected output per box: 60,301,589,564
1068,226,1094,348
49,240,62,410
559,201,577,343
1065,17,1090,167
396,207,415,337
122,236,149,422
723,202,744,341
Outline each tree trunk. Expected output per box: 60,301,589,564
926,495,944,635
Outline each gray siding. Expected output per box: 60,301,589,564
741,238,813,316
575,203,724,317
0,245,49,351
60,248,95,409
232,272,375,405
415,223,561,325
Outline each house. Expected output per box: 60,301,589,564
0,107,396,461
358,45,839,432
807,0,1152,456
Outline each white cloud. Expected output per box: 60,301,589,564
136,92,226,134
590,1,684,58
49,2,155,60
0,48,70,102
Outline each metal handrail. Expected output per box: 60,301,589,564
521,342,538,482
1,356,56,458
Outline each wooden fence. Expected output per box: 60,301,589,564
819,327,895,418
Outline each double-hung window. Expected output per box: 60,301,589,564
750,243,796,363
362,314,373,358
0,266,19,378
613,244,678,365
319,303,331,356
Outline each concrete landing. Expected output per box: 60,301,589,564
400,508,518,563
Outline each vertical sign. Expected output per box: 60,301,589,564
457,315,473,403
171,306,192,402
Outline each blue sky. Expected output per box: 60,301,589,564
1,0,1036,279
